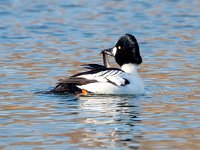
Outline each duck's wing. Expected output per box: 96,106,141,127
50,64,129,93
75,64,130,87
81,64,107,70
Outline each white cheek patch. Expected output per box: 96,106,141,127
112,47,117,56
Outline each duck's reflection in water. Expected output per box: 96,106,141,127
71,95,143,149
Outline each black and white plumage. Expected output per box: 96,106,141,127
51,34,144,95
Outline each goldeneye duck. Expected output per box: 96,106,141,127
51,33,144,95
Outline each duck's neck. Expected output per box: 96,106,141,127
121,63,139,76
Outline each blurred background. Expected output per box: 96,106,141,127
0,0,200,149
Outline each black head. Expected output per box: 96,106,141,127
102,34,142,66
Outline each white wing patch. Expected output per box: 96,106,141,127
77,69,128,86
106,76,126,86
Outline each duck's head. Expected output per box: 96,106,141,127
102,34,142,67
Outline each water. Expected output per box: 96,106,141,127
0,0,200,149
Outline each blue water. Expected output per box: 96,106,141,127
0,0,200,149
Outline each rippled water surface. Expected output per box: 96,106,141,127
1,0,200,149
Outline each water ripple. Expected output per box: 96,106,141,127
0,0,200,149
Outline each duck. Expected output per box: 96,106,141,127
50,33,144,95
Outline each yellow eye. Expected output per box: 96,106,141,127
118,46,121,49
